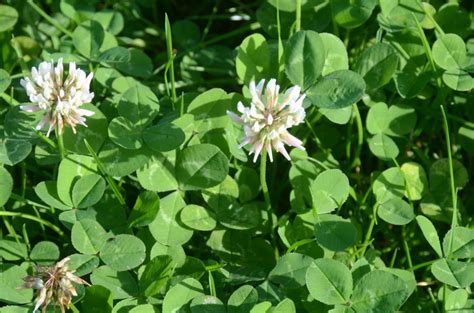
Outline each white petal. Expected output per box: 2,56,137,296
20,104,40,112
227,110,243,123
77,108,95,117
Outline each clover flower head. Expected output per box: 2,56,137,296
20,58,95,136
20,257,89,313
227,78,306,162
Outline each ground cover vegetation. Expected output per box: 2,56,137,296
0,0,473,312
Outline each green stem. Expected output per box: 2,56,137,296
165,14,177,104
412,13,442,88
286,238,314,254
440,105,458,259
84,139,126,206
208,271,216,297
295,0,302,32
56,127,65,160
402,229,413,271
260,150,278,259
0,210,64,236
351,104,364,168
360,203,378,257
26,0,73,37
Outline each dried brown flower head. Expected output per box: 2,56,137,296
20,257,89,313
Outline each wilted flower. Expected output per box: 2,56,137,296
20,58,95,136
227,78,306,162
20,257,89,313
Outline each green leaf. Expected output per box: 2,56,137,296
314,214,357,251
236,33,270,84
80,285,113,313
351,270,410,312
285,30,325,90
216,202,262,230
137,151,178,192
268,253,314,289
401,162,428,201
143,121,185,152
366,102,389,135
331,0,377,29
431,259,474,288
190,295,226,313
72,174,106,209
57,154,97,207
0,237,27,261
227,285,259,313
442,68,474,91
180,204,217,231
0,139,31,166
30,241,59,265
90,265,138,299
0,5,18,32
429,159,468,195
320,33,348,76
163,278,204,313
139,255,173,297
100,234,146,271
115,48,153,78
150,242,186,268
108,117,143,150
236,167,260,202
378,198,414,225
415,215,443,258
128,191,160,228
307,70,365,109
442,227,474,259
273,299,296,313
99,141,150,178
202,175,239,211
445,289,468,312
311,169,350,214
320,106,353,125
97,46,131,64
69,254,100,276
34,181,70,210
72,219,109,254
0,264,32,304
176,144,229,190
118,85,160,126
0,167,12,207
0,69,11,94
73,20,105,58
368,133,399,161
355,42,399,90
373,167,405,202
306,258,352,305
432,34,467,70
149,191,193,246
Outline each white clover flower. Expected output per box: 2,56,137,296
20,58,95,136
20,257,89,313
227,78,306,162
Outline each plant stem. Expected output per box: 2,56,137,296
165,14,177,104
440,105,458,259
0,210,64,236
351,103,364,168
412,13,442,88
26,0,73,37
260,150,278,260
208,271,216,297
56,127,65,160
360,203,378,257
295,0,302,32
84,139,126,206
